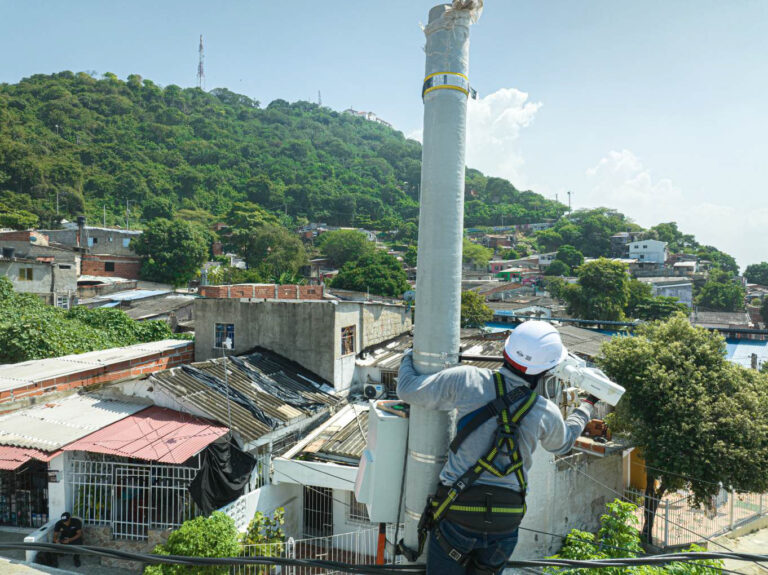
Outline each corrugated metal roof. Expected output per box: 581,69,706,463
0,395,150,451
0,445,58,470
0,340,191,392
63,406,228,464
151,348,341,445
298,404,369,465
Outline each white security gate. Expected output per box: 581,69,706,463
71,455,201,540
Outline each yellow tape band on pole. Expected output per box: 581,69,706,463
422,71,470,99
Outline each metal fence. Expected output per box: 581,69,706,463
625,488,767,548
236,526,403,575
71,455,201,540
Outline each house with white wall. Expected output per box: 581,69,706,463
628,239,668,266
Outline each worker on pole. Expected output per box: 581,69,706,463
397,321,598,574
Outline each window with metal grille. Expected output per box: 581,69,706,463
347,491,370,523
341,325,356,356
18,268,33,281
215,323,235,349
104,262,115,272
56,296,70,309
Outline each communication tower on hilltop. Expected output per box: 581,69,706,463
197,35,205,90
318,90,322,106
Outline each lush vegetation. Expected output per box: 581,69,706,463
695,269,746,312
744,261,768,286
132,218,209,286
317,229,374,267
145,512,241,575
0,72,566,235
548,259,689,322
546,499,722,575
144,509,284,575
0,276,173,363
461,290,493,328
598,314,768,539
331,249,409,297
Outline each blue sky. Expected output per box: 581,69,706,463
2,1,766,268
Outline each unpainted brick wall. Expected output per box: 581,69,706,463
198,284,323,300
81,256,141,279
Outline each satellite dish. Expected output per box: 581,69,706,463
403,290,416,302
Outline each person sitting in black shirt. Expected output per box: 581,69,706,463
52,512,83,567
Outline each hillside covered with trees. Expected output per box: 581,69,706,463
0,71,566,233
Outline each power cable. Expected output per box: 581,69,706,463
5,542,768,573
558,456,768,571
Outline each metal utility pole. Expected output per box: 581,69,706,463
197,35,205,90
567,190,573,213
403,2,480,557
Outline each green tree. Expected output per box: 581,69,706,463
463,238,493,269
695,271,745,312
633,296,689,321
545,259,571,277
744,262,768,286
404,245,418,267
598,314,768,539
133,219,209,287
142,196,174,221
546,499,722,575
144,512,241,575
317,229,375,267
544,276,567,300
461,290,493,328
555,244,584,270
500,248,519,260
240,508,285,575
331,250,409,297
563,258,630,321
761,298,768,325
241,225,307,279
0,208,39,229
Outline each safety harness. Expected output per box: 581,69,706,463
400,372,539,563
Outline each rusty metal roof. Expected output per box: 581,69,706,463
300,404,369,465
63,406,228,464
0,445,58,470
150,348,341,445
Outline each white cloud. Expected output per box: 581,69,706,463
405,88,541,186
466,88,541,184
585,150,765,269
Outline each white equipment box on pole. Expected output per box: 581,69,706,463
355,400,410,523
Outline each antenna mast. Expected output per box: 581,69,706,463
197,35,205,90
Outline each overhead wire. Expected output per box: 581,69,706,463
557,456,768,572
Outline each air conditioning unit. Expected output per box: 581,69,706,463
363,383,385,400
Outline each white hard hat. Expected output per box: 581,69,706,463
503,321,567,375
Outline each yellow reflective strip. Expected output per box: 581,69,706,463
478,459,503,477
433,489,458,518
512,392,537,422
424,70,469,82
423,85,469,97
444,505,525,514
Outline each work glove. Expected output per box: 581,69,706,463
583,394,599,406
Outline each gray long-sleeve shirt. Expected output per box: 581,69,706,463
397,352,593,493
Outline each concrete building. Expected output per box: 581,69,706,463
537,251,558,269
0,255,77,308
638,277,694,307
610,231,643,258
0,230,80,270
628,239,668,266
42,225,142,257
194,299,411,392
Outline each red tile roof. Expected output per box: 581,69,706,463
0,445,58,470
63,406,228,464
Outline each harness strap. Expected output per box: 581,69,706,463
450,386,529,453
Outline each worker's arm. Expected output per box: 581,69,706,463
538,399,594,455
397,351,486,411
52,527,60,544
69,526,82,543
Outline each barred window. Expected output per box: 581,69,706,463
215,323,235,349
347,491,369,523
341,325,355,356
